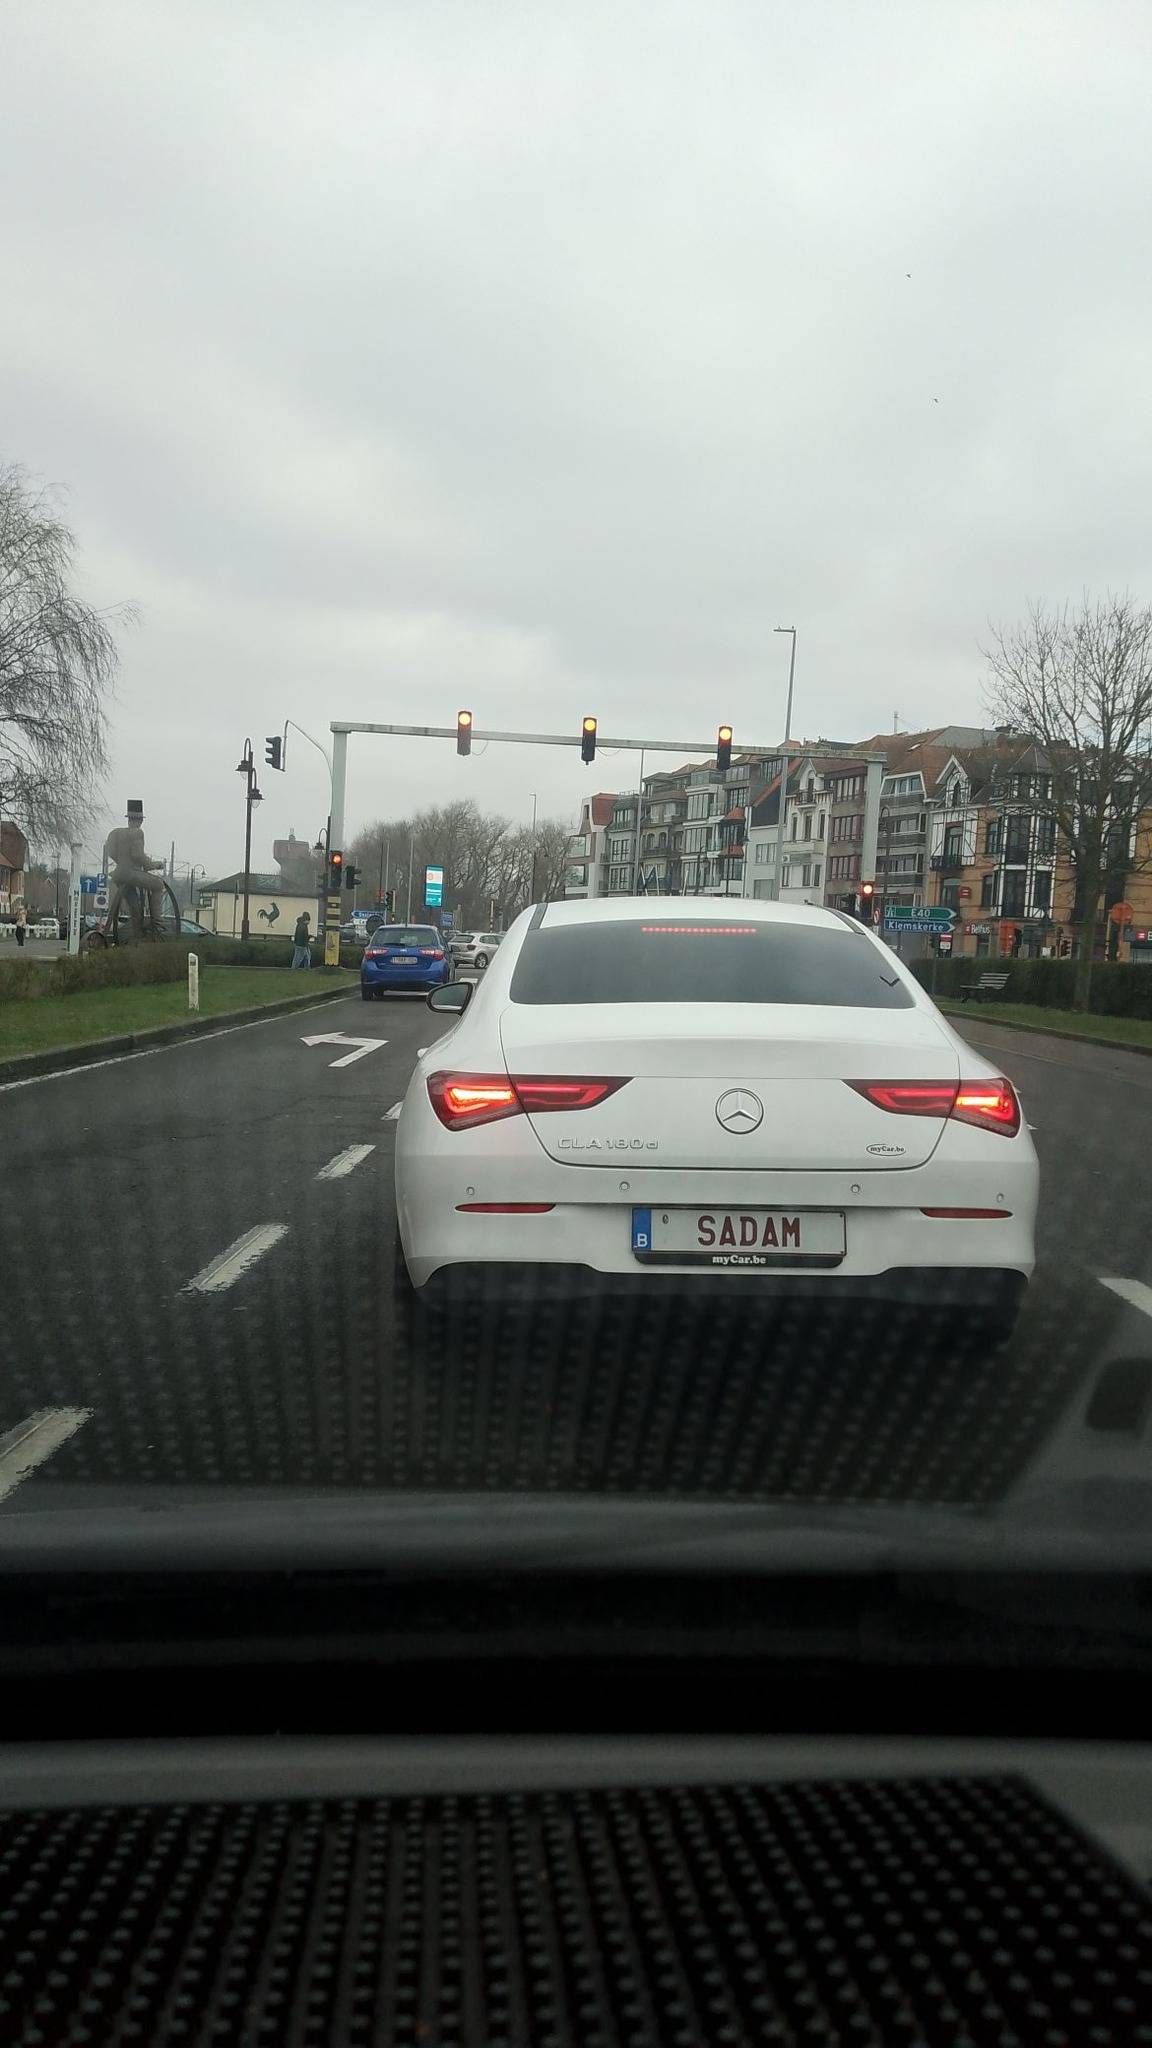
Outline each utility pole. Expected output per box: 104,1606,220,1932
530,791,540,902
771,628,798,901
235,738,263,940
629,752,646,895
405,829,415,922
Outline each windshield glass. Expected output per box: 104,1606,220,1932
3,1,1152,1713
368,928,441,947
508,917,915,1006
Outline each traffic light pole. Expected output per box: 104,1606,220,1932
324,717,873,870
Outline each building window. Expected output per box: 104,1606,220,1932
791,816,798,838
984,820,1002,857
803,814,812,840
980,872,997,909
817,814,824,839
1033,870,1052,912
812,863,821,886
1035,814,1056,854
1002,872,1027,918
1004,817,1030,863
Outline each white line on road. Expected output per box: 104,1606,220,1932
0,1407,92,1505
183,1223,288,1295
316,1142,376,1181
301,1032,387,1068
1098,1276,1152,1322
383,1101,403,1120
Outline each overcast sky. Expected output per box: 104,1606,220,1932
5,0,1152,876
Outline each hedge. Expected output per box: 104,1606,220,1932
0,939,360,1004
911,956,1152,1019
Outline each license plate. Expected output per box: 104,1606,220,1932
391,951,417,961
631,1206,845,1267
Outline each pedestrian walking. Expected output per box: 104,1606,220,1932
291,911,312,969
14,903,27,949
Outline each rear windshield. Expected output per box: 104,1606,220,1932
509,919,915,1007
368,927,441,947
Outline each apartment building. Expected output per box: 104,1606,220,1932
924,737,1152,959
564,793,617,898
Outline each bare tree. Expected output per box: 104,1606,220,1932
983,593,1152,1007
0,463,134,843
349,798,573,926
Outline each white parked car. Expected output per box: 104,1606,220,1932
449,930,503,968
395,899,1038,1331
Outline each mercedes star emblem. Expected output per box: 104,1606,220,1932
715,1088,764,1134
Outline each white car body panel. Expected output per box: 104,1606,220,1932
395,899,1038,1299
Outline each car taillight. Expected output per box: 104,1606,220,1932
427,1075,521,1129
427,1073,628,1130
847,1076,1021,1137
951,1078,1021,1136
418,948,444,959
512,1077,628,1114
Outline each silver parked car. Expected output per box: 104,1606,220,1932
449,930,503,968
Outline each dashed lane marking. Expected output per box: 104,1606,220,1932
1098,1275,1152,1322
384,1102,403,1120
316,1142,376,1181
183,1223,289,1295
0,1408,92,1505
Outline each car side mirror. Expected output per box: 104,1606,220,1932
427,981,473,1015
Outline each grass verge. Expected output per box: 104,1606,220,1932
940,998,1152,1050
0,968,356,1060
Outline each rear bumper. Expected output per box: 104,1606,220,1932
410,1260,1028,1315
361,965,447,992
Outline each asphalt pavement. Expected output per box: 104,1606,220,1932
2,990,1151,1512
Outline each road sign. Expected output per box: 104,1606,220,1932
883,905,955,928
424,864,444,908
80,874,102,893
440,910,454,930
882,915,957,936
301,1032,387,1069
1110,900,1135,924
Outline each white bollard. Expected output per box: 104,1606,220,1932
188,951,200,1011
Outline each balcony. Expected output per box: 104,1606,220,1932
931,853,963,874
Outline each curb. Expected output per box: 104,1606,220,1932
0,980,358,1085
941,1002,1152,1059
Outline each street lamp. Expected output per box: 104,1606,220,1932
235,739,263,940
772,627,798,901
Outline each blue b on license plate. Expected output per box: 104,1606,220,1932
632,1206,845,1265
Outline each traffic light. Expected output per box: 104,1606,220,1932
264,735,283,770
717,725,733,773
858,880,875,923
456,710,473,756
384,889,395,921
345,863,360,892
329,851,343,891
581,715,598,764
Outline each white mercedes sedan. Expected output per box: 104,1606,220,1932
394,899,1037,1330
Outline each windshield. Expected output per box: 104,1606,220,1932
508,917,915,1006
4,1,1152,1741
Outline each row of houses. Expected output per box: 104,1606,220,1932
566,726,1152,960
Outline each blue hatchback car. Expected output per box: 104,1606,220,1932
360,924,450,999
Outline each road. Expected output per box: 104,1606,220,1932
2,992,1151,1512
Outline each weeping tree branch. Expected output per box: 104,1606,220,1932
0,462,135,843
983,592,1152,1007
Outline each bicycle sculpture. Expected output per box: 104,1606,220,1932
83,800,181,950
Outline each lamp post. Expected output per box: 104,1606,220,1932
772,627,797,901
235,739,263,940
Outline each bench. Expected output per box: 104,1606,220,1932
959,971,1010,1004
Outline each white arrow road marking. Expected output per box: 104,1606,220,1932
301,1033,388,1068
383,1101,403,1121
1099,1275,1152,1322
0,1407,92,1505
316,1143,376,1181
184,1223,288,1295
